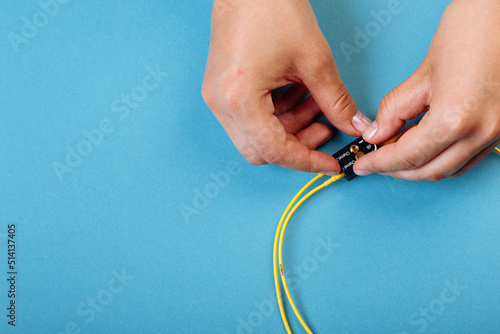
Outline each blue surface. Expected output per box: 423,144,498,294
1,0,499,333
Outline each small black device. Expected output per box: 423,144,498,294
332,136,378,181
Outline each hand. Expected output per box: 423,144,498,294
354,0,500,181
202,0,371,174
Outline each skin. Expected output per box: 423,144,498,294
203,0,500,181
354,0,500,181
202,0,372,175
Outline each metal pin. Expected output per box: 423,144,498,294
355,152,364,159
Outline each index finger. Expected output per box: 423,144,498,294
234,93,342,174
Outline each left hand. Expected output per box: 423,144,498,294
354,0,500,181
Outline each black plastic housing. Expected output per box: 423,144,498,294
332,137,378,181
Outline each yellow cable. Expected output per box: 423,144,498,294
273,139,498,334
277,173,345,334
274,173,325,334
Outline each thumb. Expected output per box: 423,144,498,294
364,65,431,144
301,56,367,137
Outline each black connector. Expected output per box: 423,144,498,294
332,137,378,181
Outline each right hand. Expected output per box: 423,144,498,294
202,0,372,175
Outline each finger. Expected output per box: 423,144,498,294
211,108,266,165
273,83,310,115
384,138,494,181
299,52,365,137
236,93,341,174
294,122,332,150
363,128,498,181
353,110,459,175
364,65,431,144
381,141,468,181
277,95,321,134
451,141,500,178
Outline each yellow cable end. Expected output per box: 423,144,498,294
324,173,345,185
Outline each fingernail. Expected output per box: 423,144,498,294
354,169,372,176
351,110,372,133
321,170,340,176
379,172,389,176
363,121,378,141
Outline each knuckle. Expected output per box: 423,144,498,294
379,91,398,119
260,148,283,166
330,86,355,114
301,151,315,172
245,154,266,166
398,154,422,170
201,81,213,107
211,70,244,111
439,108,473,138
222,86,241,110
426,171,449,182
239,142,267,166
220,84,242,111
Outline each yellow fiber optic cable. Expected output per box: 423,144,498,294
276,173,344,334
274,137,499,334
274,173,325,334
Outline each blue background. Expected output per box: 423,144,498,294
1,0,499,333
